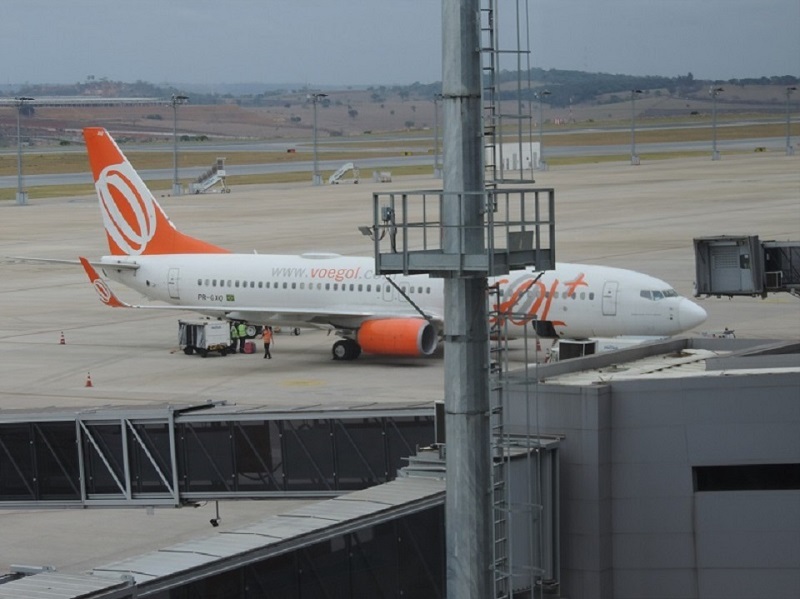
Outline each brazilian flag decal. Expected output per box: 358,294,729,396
226,294,235,301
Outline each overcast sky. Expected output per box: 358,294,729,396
1,0,797,88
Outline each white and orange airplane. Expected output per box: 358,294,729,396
79,127,707,360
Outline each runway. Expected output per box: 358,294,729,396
0,152,798,573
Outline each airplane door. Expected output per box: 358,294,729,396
601,281,618,316
167,268,180,300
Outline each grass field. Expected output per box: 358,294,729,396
0,117,796,202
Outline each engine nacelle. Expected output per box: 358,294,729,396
357,318,438,357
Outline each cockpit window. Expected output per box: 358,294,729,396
641,289,679,301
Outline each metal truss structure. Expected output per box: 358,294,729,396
0,402,434,508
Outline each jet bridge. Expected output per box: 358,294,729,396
694,235,800,298
0,401,434,509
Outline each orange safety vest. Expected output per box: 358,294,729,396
262,328,273,343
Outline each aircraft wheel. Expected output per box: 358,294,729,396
332,339,361,361
292,327,301,336
199,348,209,358
220,348,228,356
245,325,257,337
332,341,348,360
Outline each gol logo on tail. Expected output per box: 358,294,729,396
97,161,159,256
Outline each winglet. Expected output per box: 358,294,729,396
79,257,130,308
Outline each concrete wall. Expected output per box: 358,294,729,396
507,370,800,599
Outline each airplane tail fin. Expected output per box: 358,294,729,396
83,127,229,256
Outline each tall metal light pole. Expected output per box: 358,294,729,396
785,86,797,156
171,94,188,195
630,89,643,165
433,93,443,178
15,96,34,205
309,93,327,186
535,89,551,170
710,86,723,160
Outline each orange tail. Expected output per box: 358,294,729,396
83,127,229,256
79,257,130,308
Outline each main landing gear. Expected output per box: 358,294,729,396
332,339,362,361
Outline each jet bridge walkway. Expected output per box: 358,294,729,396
0,401,434,509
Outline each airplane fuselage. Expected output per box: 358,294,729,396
99,253,704,340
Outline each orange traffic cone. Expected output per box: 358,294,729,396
59,331,66,345
85,372,93,388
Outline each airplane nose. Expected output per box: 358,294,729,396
678,299,707,330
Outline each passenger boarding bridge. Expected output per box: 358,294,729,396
0,401,434,508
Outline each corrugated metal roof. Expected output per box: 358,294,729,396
91,477,445,588
0,572,130,599
545,348,723,385
0,400,434,424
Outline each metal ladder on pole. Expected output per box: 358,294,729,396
488,281,512,597
480,0,500,187
481,0,537,186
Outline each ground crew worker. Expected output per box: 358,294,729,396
229,322,239,354
237,322,248,353
262,326,273,359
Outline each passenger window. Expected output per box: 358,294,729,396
282,282,287,289
212,280,217,287
580,292,585,300
291,282,296,289
358,284,363,292
589,292,594,300
258,282,263,288
197,279,202,285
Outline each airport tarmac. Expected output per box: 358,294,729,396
0,152,798,574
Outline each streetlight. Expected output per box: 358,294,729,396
709,86,723,160
630,89,643,165
309,93,327,186
15,96,34,205
535,89,551,170
785,86,797,156
171,94,189,195
433,93,443,178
